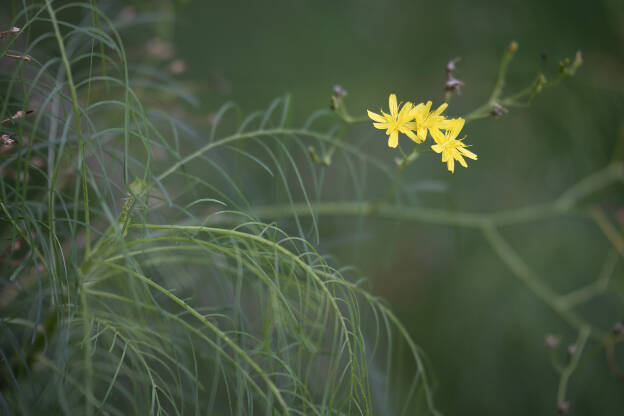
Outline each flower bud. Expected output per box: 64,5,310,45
491,103,508,118
545,334,560,349
333,85,347,98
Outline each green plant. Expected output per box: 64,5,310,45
1,2,621,415
1,2,437,414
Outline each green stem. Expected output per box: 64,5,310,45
591,208,624,258
557,326,591,404
250,201,558,228
158,128,341,182
46,0,91,257
480,225,594,335
96,263,292,415
489,41,518,104
125,223,365,411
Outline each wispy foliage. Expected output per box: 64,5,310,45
0,2,439,415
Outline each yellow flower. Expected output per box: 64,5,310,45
430,118,477,173
412,101,452,143
367,94,419,148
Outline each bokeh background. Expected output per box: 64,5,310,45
164,0,624,414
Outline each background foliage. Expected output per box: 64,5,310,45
174,1,624,413
1,0,623,415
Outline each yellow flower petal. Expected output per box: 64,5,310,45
401,127,419,142
397,101,413,121
455,152,468,168
430,128,446,144
388,130,399,148
449,118,465,139
388,94,398,117
417,127,428,142
459,147,478,160
433,102,448,116
367,110,386,123
447,157,455,173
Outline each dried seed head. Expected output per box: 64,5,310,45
491,103,508,118
1,134,16,145
613,321,623,335
168,59,187,75
0,27,21,39
333,85,347,98
545,334,560,350
446,57,461,74
445,76,465,94
557,401,570,414
5,53,31,62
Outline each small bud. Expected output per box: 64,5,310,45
491,103,508,118
0,27,21,39
559,57,571,74
2,109,34,125
1,134,17,154
168,59,187,75
329,95,338,110
508,41,518,53
531,74,547,95
308,146,322,164
332,85,347,98
1,134,16,145
446,57,461,74
567,344,577,356
570,51,583,73
445,76,464,94
4,53,31,62
545,334,560,349
557,401,570,414
12,110,24,120
540,51,548,60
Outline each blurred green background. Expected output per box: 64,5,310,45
168,0,622,413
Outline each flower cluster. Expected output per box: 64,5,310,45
367,94,477,173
